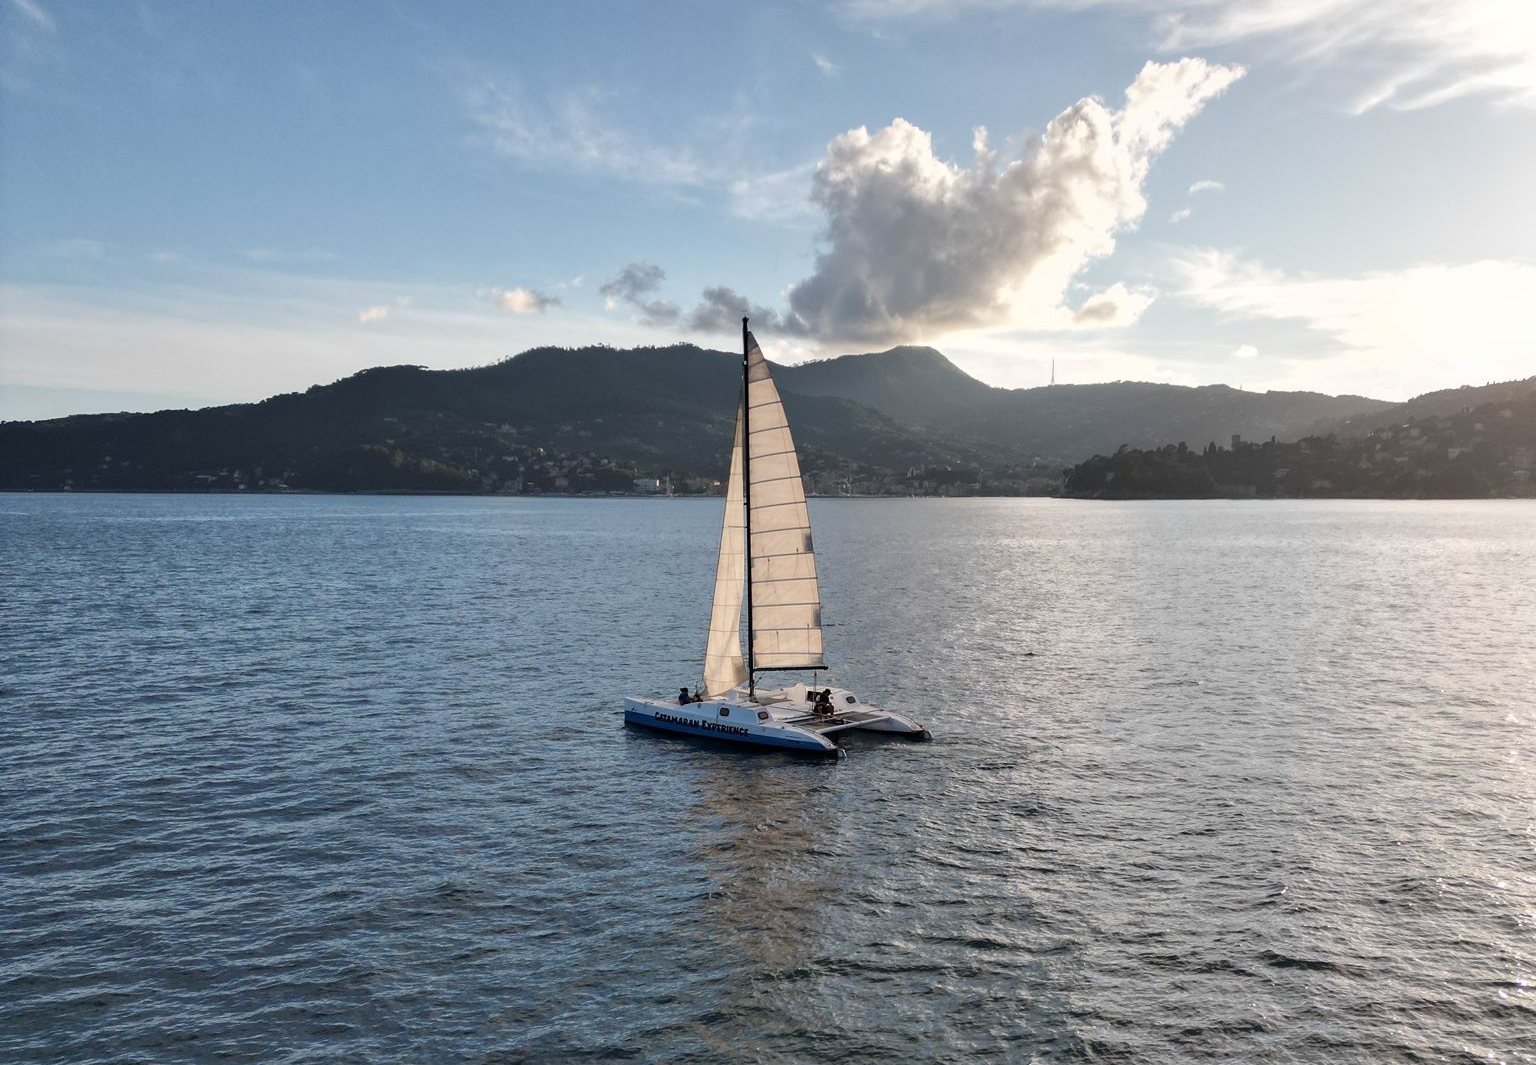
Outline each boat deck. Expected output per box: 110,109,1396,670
778,708,893,733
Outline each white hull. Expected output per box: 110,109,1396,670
624,683,929,758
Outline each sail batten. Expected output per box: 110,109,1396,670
700,329,826,689
744,331,825,672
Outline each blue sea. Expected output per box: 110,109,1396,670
2,494,1533,1063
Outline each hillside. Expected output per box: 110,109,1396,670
1064,386,1536,499
0,346,1026,495
7,341,1523,497
1309,376,1536,438
781,348,1392,459
778,346,998,426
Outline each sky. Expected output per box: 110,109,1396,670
2,0,1535,421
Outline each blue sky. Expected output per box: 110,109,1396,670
3,0,1534,420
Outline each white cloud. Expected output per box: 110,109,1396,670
844,0,1536,112
1169,207,1193,223
1176,249,1536,396
1072,281,1157,327
812,51,840,77
1233,343,1258,359
781,58,1242,343
495,286,559,314
357,305,390,324
1188,179,1224,194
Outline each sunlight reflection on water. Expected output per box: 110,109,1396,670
1,494,1532,1063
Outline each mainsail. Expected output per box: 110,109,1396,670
744,332,825,672
702,406,747,697
700,329,826,696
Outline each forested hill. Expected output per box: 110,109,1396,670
1308,376,1536,438
1063,387,1536,499
0,345,1021,495
3,341,1508,495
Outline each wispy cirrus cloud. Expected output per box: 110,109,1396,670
730,162,817,222
843,0,1536,112
466,79,708,188
463,76,817,224
0,0,61,98
7,0,54,32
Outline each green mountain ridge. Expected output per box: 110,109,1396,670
2,342,1527,496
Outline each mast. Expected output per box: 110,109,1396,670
742,316,755,698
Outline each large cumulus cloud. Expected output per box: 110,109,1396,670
782,58,1243,344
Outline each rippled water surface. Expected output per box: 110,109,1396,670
3,494,1534,1063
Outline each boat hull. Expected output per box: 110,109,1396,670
623,686,930,757
623,697,843,757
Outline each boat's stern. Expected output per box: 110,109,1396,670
750,684,932,741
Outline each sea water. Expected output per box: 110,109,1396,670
2,494,1532,1063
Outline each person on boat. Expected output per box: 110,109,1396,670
813,688,834,715
678,687,693,705
692,687,704,703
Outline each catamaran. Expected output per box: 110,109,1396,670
624,320,931,758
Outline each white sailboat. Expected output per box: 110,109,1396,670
624,320,931,758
